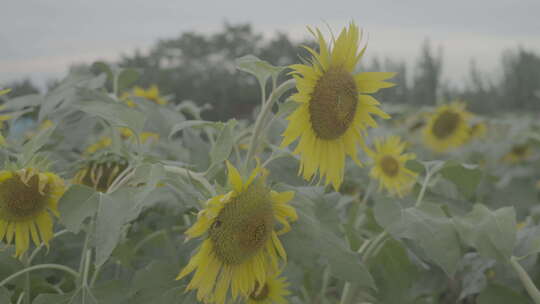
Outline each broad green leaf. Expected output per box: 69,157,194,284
282,200,375,288
453,204,517,263
58,185,100,234
76,101,146,134
210,119,237,165
477,284,532,304
94,164,166,267
235,55,284,89
275,99,299,118
32,293,73,304
20,125,56,164
514,225,540,258
0,287,11,304
94,193,129,267
458,253,495,300
370,239,420,303
169,120,218,139
92,280,130,304
128,261,183,304
374,199,461,275
440,161,483,199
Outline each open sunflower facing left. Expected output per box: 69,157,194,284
423,102,471,153
177,162,297,304
0,168,65,258
367,136,417,197
281,22,394,191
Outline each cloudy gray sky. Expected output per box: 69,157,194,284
2,0,539,89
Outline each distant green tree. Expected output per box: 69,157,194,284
500,48,540,111
5,78,40,97
411,40,443,105
119,23,313,121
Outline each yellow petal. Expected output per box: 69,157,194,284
226,161,243,193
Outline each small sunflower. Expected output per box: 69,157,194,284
84,129,159,155
469,122,487,139
177,162,297,304
122,85,168,107
502,144,532,163
281,22,394,191
73,159,129,192
0,168,65,257
367,136,417,197
246,272,290,304
422,102,471,153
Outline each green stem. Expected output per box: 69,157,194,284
244,79,295,169
415,170,432,207
320,266,331,304
82,250,92,287
510,256,540,304
0,264,79,287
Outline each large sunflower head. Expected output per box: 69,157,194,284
281,22,394,191
367,136,417,197
0,168,65,258
422,102,471,153
177,162,297,304
72,156,129,193
246,272,290,304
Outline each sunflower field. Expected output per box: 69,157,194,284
1,22,540,304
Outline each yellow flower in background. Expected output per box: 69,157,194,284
177,162,297,304
25,120,55,139
84,137,113,155
469,122,487,139
123,85,168,106
0,89,11,96
367,136,417,197
73,159,129,193
0,168,65,258
502,144,532,164
84,129,160,155
281,22,394,190
246,272,290,304
423,102,471,153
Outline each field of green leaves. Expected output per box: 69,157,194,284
1,23,540,304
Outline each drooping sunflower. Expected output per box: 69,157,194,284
502,144,532,163
73,158,129,192
245,272,290,304
177,162,297,304
0,168,65,257
422,102,471,153
367,136,417,197
122,85,168,107
281,23,394,191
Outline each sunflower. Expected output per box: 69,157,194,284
469,122,487,139
281,23,394,190
422,102,471,153
502,144,532,163
73,159,129,192
367,136,417,197
0,168,65,258
177,162,297,304
84,129,159,155
122,85,168,107
246,272,290,304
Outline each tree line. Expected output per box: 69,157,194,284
5,23,540,120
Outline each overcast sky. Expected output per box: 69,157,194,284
2,0,539,89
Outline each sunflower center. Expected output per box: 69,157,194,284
380,155,399,177
249,282,270,301
308,67,358,140
432,111,460,139
209,182,274,265
512,145,528,156
0,174,49,222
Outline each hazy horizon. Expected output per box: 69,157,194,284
2,0,539,90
